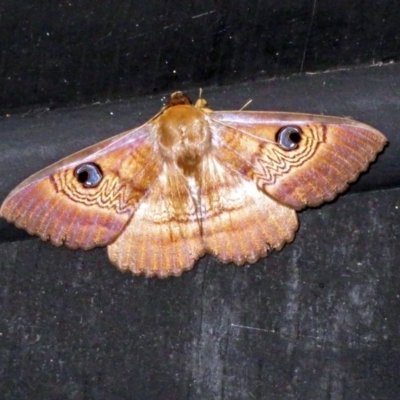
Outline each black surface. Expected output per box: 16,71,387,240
1,63,399,209
1,1,400,398
1,0,400,112
0,63,400,399
1,188,400,399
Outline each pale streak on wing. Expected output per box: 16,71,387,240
199,155,298,265
107,162,204,278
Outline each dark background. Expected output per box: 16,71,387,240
1,1,400,399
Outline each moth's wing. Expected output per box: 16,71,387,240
199,155,298,264
107,162,204,278
209,111,387,209
0,124,162,249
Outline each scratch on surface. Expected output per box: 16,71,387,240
300,0,317,73
231,323,322,342
163,24,181,30
231,324,271,333
192,10,216,19
230,323,378,347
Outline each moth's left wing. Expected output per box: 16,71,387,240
0,125,162,249
209,111,387,209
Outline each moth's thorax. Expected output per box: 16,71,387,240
156,105,212,172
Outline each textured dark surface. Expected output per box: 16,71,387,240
1,187,399,399
1,63,399,215
1,0,400,398
1,63,400,399
1,0,400,112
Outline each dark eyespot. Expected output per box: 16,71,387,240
74,163,103,187
276,126,302,150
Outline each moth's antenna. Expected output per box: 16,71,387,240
239,99,253,111
195,88,208,109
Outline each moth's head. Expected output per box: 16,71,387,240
167,91,192,107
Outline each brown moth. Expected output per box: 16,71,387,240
0,92,387,277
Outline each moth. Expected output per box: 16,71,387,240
0,92,387,277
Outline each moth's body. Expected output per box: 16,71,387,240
156,104,213,227
157,105,212,169
0,92,387,277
